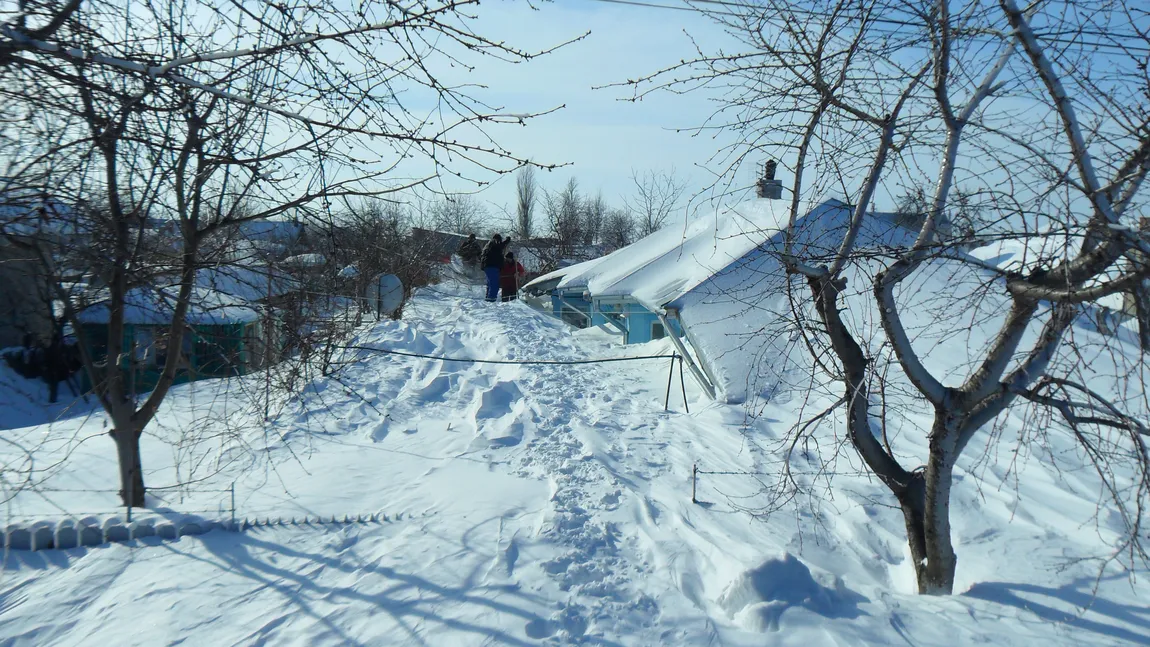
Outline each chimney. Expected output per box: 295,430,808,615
757,160,783,200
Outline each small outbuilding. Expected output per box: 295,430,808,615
525,199,913,403
76,286,267,392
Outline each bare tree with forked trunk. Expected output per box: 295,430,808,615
625,0,1150,594
0,0,577,508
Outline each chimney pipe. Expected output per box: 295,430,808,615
757,160,783,200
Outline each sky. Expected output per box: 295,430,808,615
401,0,749,223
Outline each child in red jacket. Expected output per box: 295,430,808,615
500,252,526,302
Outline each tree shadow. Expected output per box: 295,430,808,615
164,525,627,646
0,373,101,431
965,576,1150,645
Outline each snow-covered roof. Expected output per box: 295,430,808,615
195,265,298,302
238,220,304,243
967,233,1144,314
76,286,260,325
528,199,872,311
966,234,1079,273
528,198,916,402
0,196,88,239
282,253,326,268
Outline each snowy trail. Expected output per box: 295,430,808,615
1,284,1147,646
327,286,705,643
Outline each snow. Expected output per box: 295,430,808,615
967,233,1140,320
75,285,261,325
0,196,87,239
195,265,298,302
0,280,1146,646
282,252,327,268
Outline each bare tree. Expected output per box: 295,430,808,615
624,169,687,236
894,185,988,246
601,208,635,250
628,0,1150,594
543,177,585,257
333,199,438,303
581,191,607,246
0,0,574,507
428,194,489,235
516,165,537,239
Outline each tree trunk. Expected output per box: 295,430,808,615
921,440,958,593
899,427,959,595
112,426,146,508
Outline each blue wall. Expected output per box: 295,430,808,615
548,290,684,344
593,299,681,344
552,290,594,329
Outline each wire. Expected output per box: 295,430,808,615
340,344,677,365
580,0,1150,55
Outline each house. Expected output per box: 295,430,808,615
525,198,915,403
0,238,53,349
411,227,470,264
0,195,84,348
194,264,298,306
966,224,1150,342
75,286,269,393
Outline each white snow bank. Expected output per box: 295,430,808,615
717,554,864,633
2,282,1146,646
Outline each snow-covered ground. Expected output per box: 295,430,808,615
0,282,1147,646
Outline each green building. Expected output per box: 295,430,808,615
76,286,272,393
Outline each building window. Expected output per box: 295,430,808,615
651,321,665,340
133,328,154,364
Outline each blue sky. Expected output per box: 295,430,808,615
404,0,747,221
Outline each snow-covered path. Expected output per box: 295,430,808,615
1,284,1147,646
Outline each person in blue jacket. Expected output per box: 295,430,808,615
481,234,512,301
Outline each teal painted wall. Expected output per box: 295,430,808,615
78,321,253,393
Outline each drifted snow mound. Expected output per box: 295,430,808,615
717,553,866,632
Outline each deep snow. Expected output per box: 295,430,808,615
0,281,1146,646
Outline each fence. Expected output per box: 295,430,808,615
3,342,696,552
2,481,419,552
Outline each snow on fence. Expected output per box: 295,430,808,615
3,512,411,552
3,482,415,552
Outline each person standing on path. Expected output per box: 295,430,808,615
500,252,527,302
482,233,512,301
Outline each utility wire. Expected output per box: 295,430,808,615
338,344,671,365
581,0,1150,54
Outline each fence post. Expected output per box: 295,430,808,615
692,463,698,504
230,482,236,531
679,355,689,414
665,353,676,411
